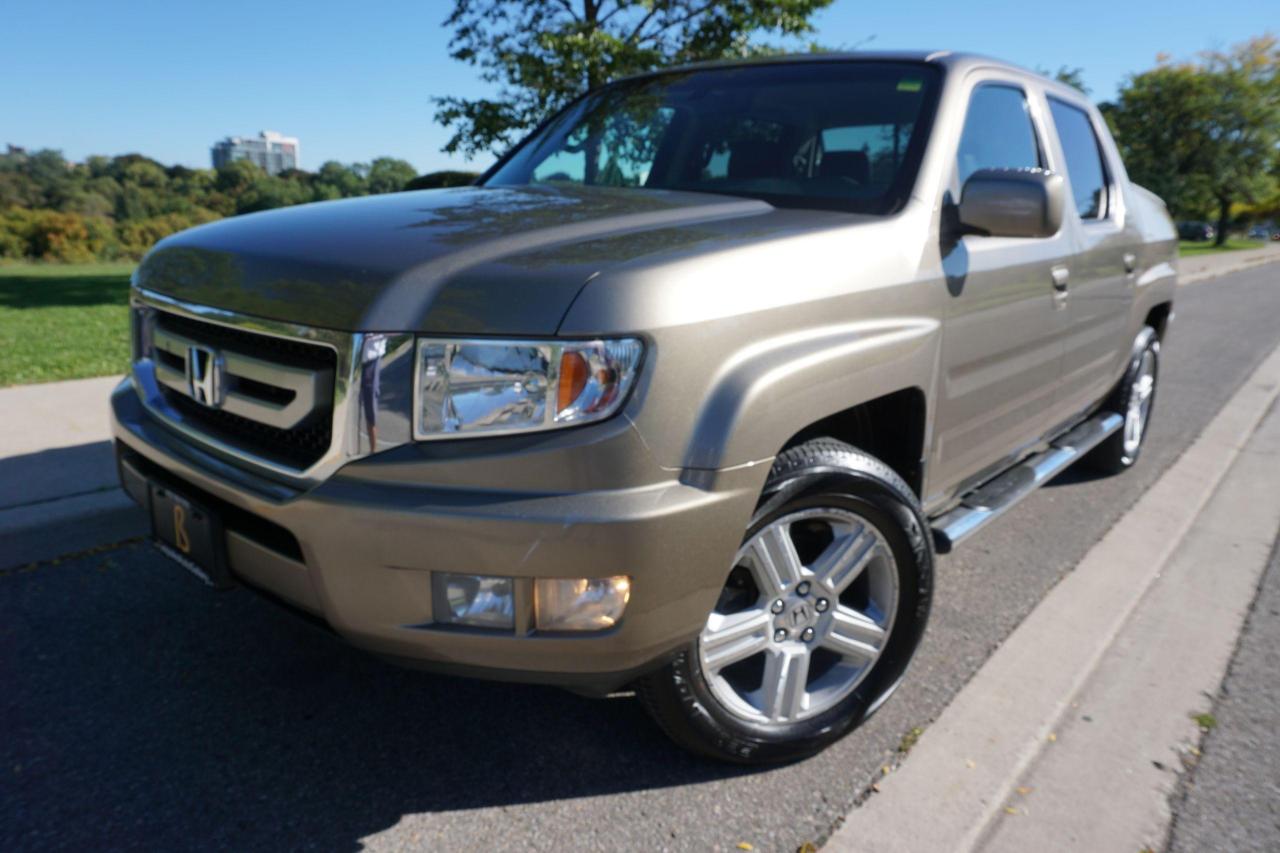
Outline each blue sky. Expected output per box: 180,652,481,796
3,0,1271,174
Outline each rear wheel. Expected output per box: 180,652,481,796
1088,327,1160,474
638,439,933,764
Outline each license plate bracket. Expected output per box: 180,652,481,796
149,483,232,589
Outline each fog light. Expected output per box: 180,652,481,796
434,573,514,629
535,576,631,632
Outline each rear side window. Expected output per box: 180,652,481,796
1048,99,1109,219
956,85,1041,185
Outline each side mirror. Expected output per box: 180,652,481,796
958,168,1064,238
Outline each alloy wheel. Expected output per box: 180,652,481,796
697,508,899,725
1123,348,1156,457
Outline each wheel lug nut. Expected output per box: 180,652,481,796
797,581,811,595
774,628,788,642
815,598,829,612
771,599,784,614
801,627,815,642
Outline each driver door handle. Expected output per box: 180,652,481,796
1050,265,1070,310
1051,265,1070,290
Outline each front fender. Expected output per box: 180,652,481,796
681,317,940,470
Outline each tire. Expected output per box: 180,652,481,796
1086,327,1160,474
638,439,934,764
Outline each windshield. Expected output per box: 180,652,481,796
485,61,942,215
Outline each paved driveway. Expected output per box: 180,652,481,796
4,264,1280,852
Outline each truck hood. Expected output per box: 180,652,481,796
136,184,773,334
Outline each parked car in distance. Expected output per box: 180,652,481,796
112,51,1177,763
1178,220,1216,241
1247,225,1271,240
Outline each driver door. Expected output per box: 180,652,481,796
930,79,1072,496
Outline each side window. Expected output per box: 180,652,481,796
956,84,1041,185
1047,98,1109,219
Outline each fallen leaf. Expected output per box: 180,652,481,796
1004,806,1019,815
965,759,976,769
736,844,753,851
1047,733,1057,743
881,765,891,776
871,783,881,793
1016,786,1032,796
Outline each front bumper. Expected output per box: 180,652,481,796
111,378,759,694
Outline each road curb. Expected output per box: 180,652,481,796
0,488,147,570
826,341,1280,852
981,400,1280,851
1179,246,1280,285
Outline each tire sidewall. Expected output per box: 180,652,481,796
665,463,933,763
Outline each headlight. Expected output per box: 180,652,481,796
414,338,643,439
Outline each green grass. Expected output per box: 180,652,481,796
1191,712,1218,730
897,726,925,754
0,262,135,386
1178,238,1262,258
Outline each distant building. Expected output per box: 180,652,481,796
211,130,299,175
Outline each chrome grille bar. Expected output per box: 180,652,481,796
129,288,414,488
152,323,332,430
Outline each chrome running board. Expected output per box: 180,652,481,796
931,412,1123,554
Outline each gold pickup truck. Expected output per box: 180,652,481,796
113,51,1176,762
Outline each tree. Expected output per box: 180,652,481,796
366,157,418,194
313,160,368,199
434,0,835,158
0,145,456,261
1038,65,1090,95
1107,36,1279,244
403,170,480,190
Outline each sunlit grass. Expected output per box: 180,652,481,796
1178,238,1264,257
0,262,135,386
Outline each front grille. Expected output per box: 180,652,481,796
162,391,334,468
151,312,337,469
157,312,334,372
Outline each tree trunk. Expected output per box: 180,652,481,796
1215,196,1231,247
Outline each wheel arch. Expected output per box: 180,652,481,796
779,388,928,496
1144,301,1172,340
679,317,940,483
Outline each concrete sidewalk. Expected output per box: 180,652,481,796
1168,537,1280,852
0,375,145,567
828,343,1280,852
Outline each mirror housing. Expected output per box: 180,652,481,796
958,168,1065,238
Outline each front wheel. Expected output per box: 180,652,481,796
638,439,933,764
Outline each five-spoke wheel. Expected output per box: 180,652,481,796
639,439,933,764
698,508,897,725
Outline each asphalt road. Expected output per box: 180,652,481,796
4,263,1280,853
1169,536,1280,852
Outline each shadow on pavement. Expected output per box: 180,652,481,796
1043,463,1111,489
0,441,119,510
1,541,753,851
